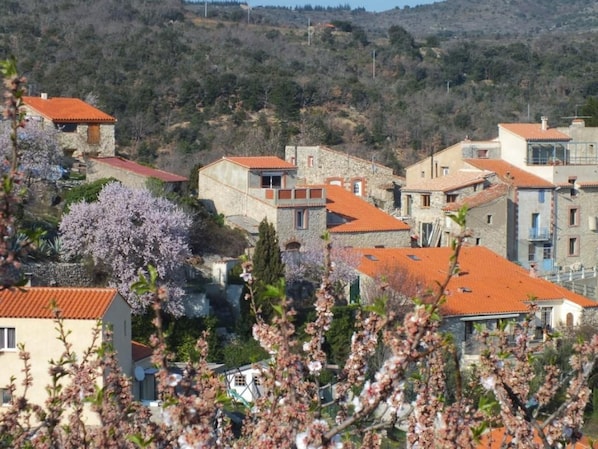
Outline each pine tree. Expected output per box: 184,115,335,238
252,218,285,286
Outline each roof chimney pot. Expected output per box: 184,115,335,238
41,93,48,100
541,116,548,131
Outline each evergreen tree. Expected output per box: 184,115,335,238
252,218,284,286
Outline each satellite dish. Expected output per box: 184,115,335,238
134,366,146,382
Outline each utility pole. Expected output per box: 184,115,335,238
372,50,376,79
204,0,207,17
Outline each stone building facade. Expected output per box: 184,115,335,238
22,94,116,160
285,145,403,213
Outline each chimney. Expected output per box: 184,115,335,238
541,116,548,131
41,93,48,100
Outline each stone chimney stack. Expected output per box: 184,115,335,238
541,116,548,131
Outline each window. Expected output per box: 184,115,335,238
295,209,308,229
569,177,578,197
405,195,412,216
87,124,100,144
55,122,76,133
528,243,536,262
486,214,493,225
568,237,579,256
569,207,579,227
445,194,457,203
261,173,282,189
477,149,488,158
420,171,425,178
0,388,11,405
543,243,552,260
442,166,449,176
538,189,545,203
253,376,261,386
234,374,246,387
307,155,314,168
540,307,553,328
475,237,481,246
352,180,363,196
531,213,540,229
421,194,431,208
0,327,16,350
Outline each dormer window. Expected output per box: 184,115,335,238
261,172,282,189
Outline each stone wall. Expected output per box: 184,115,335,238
24,262,97,287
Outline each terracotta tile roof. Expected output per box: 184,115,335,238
577,181,598,188
132,340,153,362
90,157,188,182
225,156,296,170
403,170,490,193
0,287,121,320
324,185,410,233
443,183,509,212
499,123,570,141
23,96,116,123
464,159,554,188
477,427,593,449
354,246,597,318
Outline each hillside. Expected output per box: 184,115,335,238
1,0,597,177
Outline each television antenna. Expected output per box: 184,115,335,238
562,104,591,120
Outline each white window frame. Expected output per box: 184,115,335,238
0,327,16,351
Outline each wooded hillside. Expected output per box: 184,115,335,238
1,0,597,177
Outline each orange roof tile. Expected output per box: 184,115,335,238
464,159,554,188
478,427,592,449
23,96,116,123
443,183,509,212
0,287,121,320
132,340,153,362
499,123,570,141
225,156,296,170
91,157,188,182
324,185,410,233
354,246,597,318
403,170,490,193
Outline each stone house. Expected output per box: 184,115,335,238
86,156,188,192
405,139,501,185
353,246,598,358
401,170,495,247
197,156,410,251
0,287,132,425
285,145,404,213
22,94,116,160
324,185,411,248
198,156,327,250
404,118,598,272
463,159,556,271
443,183,511,259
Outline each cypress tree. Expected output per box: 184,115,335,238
252,218,285,285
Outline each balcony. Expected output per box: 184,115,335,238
255,187,326,207
528,227,550,241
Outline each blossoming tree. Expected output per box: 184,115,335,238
59,181,191,315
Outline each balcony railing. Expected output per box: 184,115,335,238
528,227,550,241
256,187,326,207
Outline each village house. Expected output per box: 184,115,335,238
404,118,598,273
0,287,132,425
285,145,403,213
463,159,557,270
353,246,598,359
197,156,410,251
401,169,496,248
86,156,188,192
22,94,116,161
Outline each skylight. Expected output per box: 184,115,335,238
364,254,378,261
407,254,421,261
